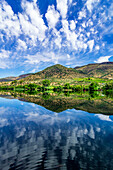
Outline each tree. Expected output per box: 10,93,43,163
89,82,99,91
42,79,50,87
42,93,50,100
11,80,17,84
28,83,37,90
75,85,83,92
20,80,24,84
64,83,70,89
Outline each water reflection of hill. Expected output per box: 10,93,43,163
0,102,113,170
0,91,113,115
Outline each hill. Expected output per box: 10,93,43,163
74,62,113,79
22,64,85,81
0,73,32,82
1,62,113,83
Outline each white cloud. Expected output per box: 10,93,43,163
82,22,86,28
20,0,47,42
0,50,10,59
60,19,89,51
87,32,90,37
70,20,76,30
24,51,75,68
73,2,77,6
95,114,112,122
61,19,79,49
86,19,93,27
0,0,111,71
0,0,47,46
53,30,62,48
69,0,73,5
94,56,112,63
17,39,27,50
31,68,37,73
78,8,86,20
21,71,25,74
95,45,100,50
0,1,21,39
87,40,94,52
0,50,11,69
57,0,68,18
86,0,100,13
24,52,58,65
45,5,60,29
108,3,113,18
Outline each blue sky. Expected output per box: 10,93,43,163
0,0,113,77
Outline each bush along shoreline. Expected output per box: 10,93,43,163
0,79,112,94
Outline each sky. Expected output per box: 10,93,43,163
0,0,113,77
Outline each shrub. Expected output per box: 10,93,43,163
89,82,99,91
42,79,50,87
64,83,70,89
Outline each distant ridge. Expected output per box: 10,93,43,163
22,64,85,81
0,62,113,82
74,62,113,79
0,73,32,82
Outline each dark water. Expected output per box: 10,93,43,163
0,94,113,170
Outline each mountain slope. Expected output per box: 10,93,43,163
0,73,32,82
23,64,85,81
1,62,113,83
75,62,113,79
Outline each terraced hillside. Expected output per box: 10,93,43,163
23,64,85,81
75,62,113,79
1,62,113,83
0,73,32,82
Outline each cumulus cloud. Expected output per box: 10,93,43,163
53,29,62,48
94,56,112,63
87,40,94,52
0,50,10,59
0,50,11,69
95,45,100,50
61,19,78,49
17,39,27,50
0,1,21,39
78,8,86,20
0,0,47,46
108,3,113,18
85,0,100,13
20,0,47,42
70,20,76,30
24,52,58,65
57,0,68,18
69,0,73,5
45,5,60,29
0,0,112,72
24,51,77,69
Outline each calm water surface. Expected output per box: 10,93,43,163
0,95,113,170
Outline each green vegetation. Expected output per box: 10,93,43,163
0,90,113,115
75,62,113,79
0,63,113,95
11,80,17,84
0,78,113,94
42,79,50,86
89,82,99,91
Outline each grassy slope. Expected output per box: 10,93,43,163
0,73,32,82
23,64,85,80
75,62,113,79
1,62,113,86
19,64,86,86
